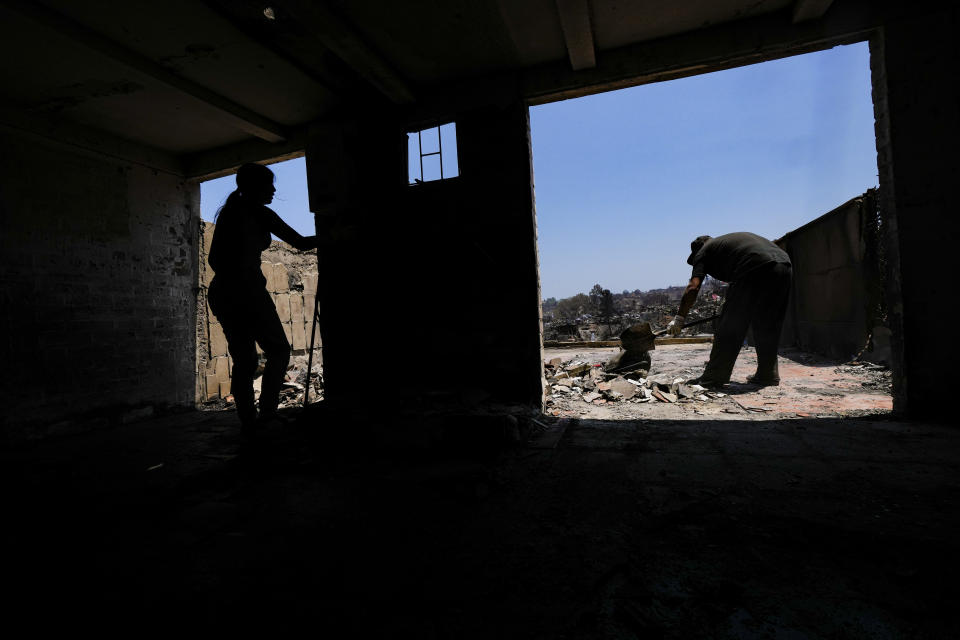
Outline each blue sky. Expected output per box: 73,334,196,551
531,42,877,298
201,42,877,300
201,156,312,236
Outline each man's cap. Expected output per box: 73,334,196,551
687,235,712,266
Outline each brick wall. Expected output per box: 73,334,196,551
0,131,199,440
196,221,319,402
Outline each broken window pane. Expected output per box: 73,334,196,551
440,122,459,179
407,133,421,183
421,153,442,182
419,127,440,155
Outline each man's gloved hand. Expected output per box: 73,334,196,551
666,315,685,337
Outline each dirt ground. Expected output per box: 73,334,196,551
545,343,892,421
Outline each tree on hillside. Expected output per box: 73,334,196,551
555,293,589,320
588,284,605,317
601,289,615,319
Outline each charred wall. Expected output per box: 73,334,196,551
871,7,959,418
0,131,199,440
306,100,543,412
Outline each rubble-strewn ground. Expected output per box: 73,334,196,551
198,353,324,412
545,343,892,420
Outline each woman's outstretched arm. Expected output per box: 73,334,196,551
264,208,318,251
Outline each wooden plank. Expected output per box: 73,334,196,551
793,0,835,23
554,0,596,70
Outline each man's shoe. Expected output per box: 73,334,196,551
687,376,727,389
746,374,780,386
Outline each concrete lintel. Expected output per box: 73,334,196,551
523,0,878,105
182,128,307,181
793,0,836,23
3,0,288,143
554,0,596,71
0,106,183,175
280,0,415,104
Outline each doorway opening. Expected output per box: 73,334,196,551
195,155,324,412
530,42,891,422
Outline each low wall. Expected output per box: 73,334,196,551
196,222,320,402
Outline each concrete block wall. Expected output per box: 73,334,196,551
197,221,319,402
871,7,960,418
0,131,199,440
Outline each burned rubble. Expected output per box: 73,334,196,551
200,354,324,411
544,340,893,421
545,356,723,410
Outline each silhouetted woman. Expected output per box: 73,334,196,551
207,163,317,430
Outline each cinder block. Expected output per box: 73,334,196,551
272,263,289,292
219,380,231,398
205,374,219,400
303,317,319,348
260,261,273,288
275,292,291,322
290,294,304,325
203,222,215,251
303,293,316,324
214,355,230,382
292,319,307,350
302,272,318,295
209,322,228,356
283,322,292,345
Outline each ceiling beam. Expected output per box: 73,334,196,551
0,105,184,176
2,0,288,142
792,0,836,23
277,0,415,104
554,0,596,70
523,0,878,105
181,127,307,181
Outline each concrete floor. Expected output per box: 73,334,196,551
3,403,957,637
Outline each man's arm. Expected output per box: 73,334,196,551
677,276,702,317
666,276,701,336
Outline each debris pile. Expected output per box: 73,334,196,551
836,362,892,392
207,355,323,410
544,356,726,408
277,354,323,408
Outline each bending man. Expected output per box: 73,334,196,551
666,232,792,387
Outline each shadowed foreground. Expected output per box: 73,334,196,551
3,409,957,637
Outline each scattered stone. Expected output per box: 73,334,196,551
608,377,638,400
583,391,601,403
565,362,591,377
